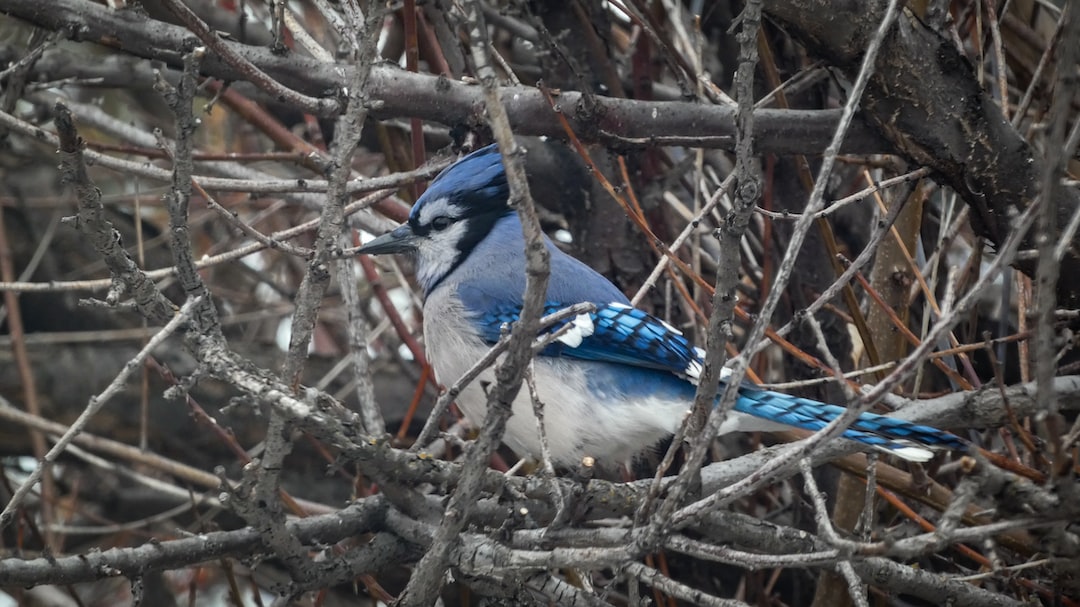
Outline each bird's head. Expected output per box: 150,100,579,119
357,144,513,294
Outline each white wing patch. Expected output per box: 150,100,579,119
718,363,732,381
682,346,706,382
556,313,595,348
684,349,738,385
882,444,934,463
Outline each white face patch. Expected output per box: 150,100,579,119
414,220,468,292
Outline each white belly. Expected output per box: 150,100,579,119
422,292,684,466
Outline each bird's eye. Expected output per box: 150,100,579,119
431,216,452,231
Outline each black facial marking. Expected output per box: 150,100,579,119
423,208,509,293
453,208,506,255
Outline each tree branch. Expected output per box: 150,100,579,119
0,0,888,155
765,0,1080,307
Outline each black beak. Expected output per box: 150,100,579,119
356,224,419,255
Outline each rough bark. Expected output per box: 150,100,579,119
766,0,1080,307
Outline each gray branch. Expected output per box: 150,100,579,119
0,0,886,155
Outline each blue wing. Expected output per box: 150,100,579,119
470,299,967,460
472,300,704,379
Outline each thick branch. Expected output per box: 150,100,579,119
0,500,391,587
766,0,1080,306
53,102,176,324
0,0,888,155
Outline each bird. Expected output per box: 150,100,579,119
358,144,966,467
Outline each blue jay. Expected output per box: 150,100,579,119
358,145,965,466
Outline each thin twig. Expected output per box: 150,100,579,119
158,0,340,116
0,296,201,528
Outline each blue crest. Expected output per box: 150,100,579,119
410,144,510,224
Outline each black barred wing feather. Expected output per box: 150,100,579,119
472,302,705,380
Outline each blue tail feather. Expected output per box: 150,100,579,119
732,386,966,462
